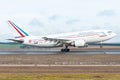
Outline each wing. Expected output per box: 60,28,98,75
42,37,73,44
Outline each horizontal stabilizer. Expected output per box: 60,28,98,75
7,39,24,43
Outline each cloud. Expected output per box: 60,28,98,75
28,18,44,27
66,19,80,25
48,15,67,23
98,10,116,16
48,15,61,21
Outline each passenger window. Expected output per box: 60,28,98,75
98,32,106,37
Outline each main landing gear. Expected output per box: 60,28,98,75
61,45,70,52
100,41,103,48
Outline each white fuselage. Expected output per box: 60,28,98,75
19,30,116,47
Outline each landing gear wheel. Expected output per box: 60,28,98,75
61,48,70,52
61,45,70,52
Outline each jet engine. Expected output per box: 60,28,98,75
72,39,88,47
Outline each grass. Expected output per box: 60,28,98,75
0,74,119,80
0,44,26,49
0,44,21,48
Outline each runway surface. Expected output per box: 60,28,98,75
0,54,120,65
0,46,120,54
0,66,119,74
0,46,119,74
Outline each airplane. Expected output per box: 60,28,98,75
7,20,116,52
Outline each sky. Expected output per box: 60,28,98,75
0,0,120,42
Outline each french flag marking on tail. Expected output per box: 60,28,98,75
8,20,29,37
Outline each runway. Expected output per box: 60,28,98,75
0,65,119,74
0,46,120,54
0,46,119,74
0,51,120,55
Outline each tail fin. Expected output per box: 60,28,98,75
8,20,29,38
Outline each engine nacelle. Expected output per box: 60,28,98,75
72,39,87,47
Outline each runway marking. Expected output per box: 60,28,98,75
0,64,120,67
